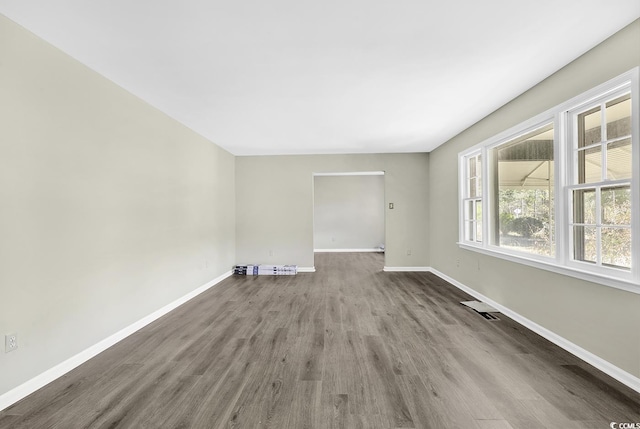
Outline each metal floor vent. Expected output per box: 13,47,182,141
460,300,500,321
477,311,500,321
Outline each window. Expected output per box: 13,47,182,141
462,152,482,243
569,92,633,271
459,68,639,291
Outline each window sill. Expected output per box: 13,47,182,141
458,242,640,295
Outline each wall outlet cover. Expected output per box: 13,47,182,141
5,334,17,353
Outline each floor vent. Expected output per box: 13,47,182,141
477,311,500,321
461,300,500,321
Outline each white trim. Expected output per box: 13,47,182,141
0,270,233,412
314,248,384,253
297,266,316,273
383,266,431,272
313,171,384,177
429,268,640,394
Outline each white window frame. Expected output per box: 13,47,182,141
460,151,483,243
458,67,640,294
565,88,635,281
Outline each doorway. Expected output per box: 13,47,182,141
313,172,385,268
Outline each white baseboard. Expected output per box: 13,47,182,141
383,266,431,272
429,268,640,394
297,266,316,273
314,248,384,253
0,270,233,412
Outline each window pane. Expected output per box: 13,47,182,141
606,95,631,140
573,189,596,224
469,178,477,198
578,146,602,184
573,225,597,264
464,200,473,221
601,186,631,225
466,154,482,197
601,227,631,269
495,124,554,256
465,221,474,241
606,138,632,180
475,200,482,241
578,106,601,147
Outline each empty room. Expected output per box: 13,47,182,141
1,1,640,428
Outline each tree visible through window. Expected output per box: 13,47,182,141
493,124,554,257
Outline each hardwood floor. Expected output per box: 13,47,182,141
1,252,639,428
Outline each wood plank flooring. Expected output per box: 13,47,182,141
1,252,639,428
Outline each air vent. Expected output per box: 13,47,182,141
461,300,500,321
477,311,500,321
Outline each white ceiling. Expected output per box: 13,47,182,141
1,1,638,156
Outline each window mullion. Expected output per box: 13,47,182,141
556,111,567,265
481,147,489,249
601,103,607,182
595,186,602,266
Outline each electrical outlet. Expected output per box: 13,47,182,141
5,334,17,353
456,259,460,268
406,249,411,256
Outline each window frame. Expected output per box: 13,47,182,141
565,89,635,280
458,67,640,293
460,151,483,243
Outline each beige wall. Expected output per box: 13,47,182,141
429,20,640,377
314,175,385,250
0,15,236,396
236,153,429,268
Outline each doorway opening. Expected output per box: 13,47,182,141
312,171,385,269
